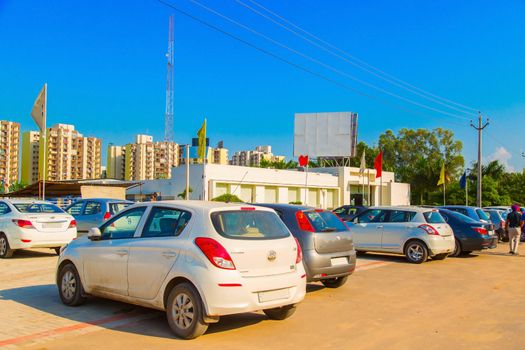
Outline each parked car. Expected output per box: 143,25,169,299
439,205,491,223
256,203,356,288
333,205,368,222
438,209,498,256
484,206,511,214
0,199,77,258
65,198,133,234
484,209,507,242
348,206,455,263
56,201,306,339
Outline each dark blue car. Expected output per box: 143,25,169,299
438,209,498,256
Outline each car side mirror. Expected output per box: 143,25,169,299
88,227,102,241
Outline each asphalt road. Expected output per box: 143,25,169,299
1,244,524,350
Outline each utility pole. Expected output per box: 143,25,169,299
164,15,175,142
470,113,489,207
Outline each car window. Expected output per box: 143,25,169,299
211,210,290,240
443,210,478,223
333,207,347,215
83,201,102,215
423,211,446,223
14,203,63,213
141,207,191,238
358,209,387,223
66,202,84,215
388,210,416,222
476,209,490,221
100,207,146,240
109,202,131,215
305,210,348,232
0,202,11,215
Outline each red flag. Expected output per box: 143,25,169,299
298,155,309,167
374,152,383,178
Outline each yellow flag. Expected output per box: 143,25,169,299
437,162,445,186
31,84,47,131
197,119,207,160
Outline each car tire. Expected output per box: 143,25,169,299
0,233,14,259
432,253,448,260
321,276,348,288
58,263,86,306
263,304,297,320
450,239,462,257
404,241,428,264
461,251,473,255
166,283,208,339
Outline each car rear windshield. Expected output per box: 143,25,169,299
423,211,446,223
211,210,290,240
109,202,131,215
305,210,348,232
14,203,63,213
445,210,478,223
476,209,490,221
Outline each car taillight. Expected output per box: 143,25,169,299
69,220,77,228
13,219,34,229
473,227,488,235
500,220,505,229
294,237,302,264
296,211,314,232
418,224,440,235
103,212,111,220
195,237,236,270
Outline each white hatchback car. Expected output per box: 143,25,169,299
0,199,77,258
348,206,455,263
56,201,306,339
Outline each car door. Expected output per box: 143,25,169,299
66,201,86,231
348,209,387,251
127,206,192,300
81,206,147,296
81,201,104,232
381,210,416,252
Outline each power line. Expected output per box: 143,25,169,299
183,0,471,121
237,0,480,114
154,0,466,128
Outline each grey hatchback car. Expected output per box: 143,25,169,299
65,198,133,234
256,204,356,288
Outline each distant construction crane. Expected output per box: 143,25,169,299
164,15,175,142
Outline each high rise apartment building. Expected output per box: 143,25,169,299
0,120,20,186
21,124,102,184
178,140,229,165
106,134,179,181
231,145,285,167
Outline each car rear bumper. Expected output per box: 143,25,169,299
198,265,307,317
303,249,357,282
9,228,77,250
427,235,455,256
460,236,498,251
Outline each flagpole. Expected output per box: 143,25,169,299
379,175,383,206
42,83,47,201
305,164,308,206
367,169,371,205
185,144,190,200
465,176,468,206
443,182,446,205
202,155,206,201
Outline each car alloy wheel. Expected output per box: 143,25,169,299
61,270,77,301
0,236,6,256
407,244,424,261
172,292,195,330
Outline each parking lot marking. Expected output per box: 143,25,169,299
0,310,152,347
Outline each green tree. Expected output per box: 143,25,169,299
212,193,243,203
177,187,193,199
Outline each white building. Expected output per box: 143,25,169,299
127,164,410,208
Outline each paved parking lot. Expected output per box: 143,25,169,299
1,244,524,350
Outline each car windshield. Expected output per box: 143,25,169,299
444,210,478,223
476,209,490,221
211,210,290,240
110,202,131,215
423,211,446,223
305,211,348,232
14,203,63,213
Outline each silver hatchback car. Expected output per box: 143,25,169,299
347,206,455,263
65,198,133,234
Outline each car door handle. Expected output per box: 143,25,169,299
162,251,177,258
115,250,128,256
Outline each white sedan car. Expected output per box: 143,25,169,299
56,201,306,339
0,199,77,258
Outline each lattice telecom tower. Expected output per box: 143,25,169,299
164,15,175,142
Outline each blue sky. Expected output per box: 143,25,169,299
1,0,524,170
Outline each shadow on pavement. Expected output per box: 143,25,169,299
0,284,265,341
9,249,58,259
356,253,407,263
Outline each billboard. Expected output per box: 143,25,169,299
293,112,358,158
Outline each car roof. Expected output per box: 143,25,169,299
72,198,133,202
439,205,479,209
368,206,435,213
133,200,276,213
254,203,313,211
1,199,54,204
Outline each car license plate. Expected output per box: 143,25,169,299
258,288,290,303
331,257,348,266
42,222,64,229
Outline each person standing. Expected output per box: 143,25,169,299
506,204,522,255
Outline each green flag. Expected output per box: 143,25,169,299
197,119,207,160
